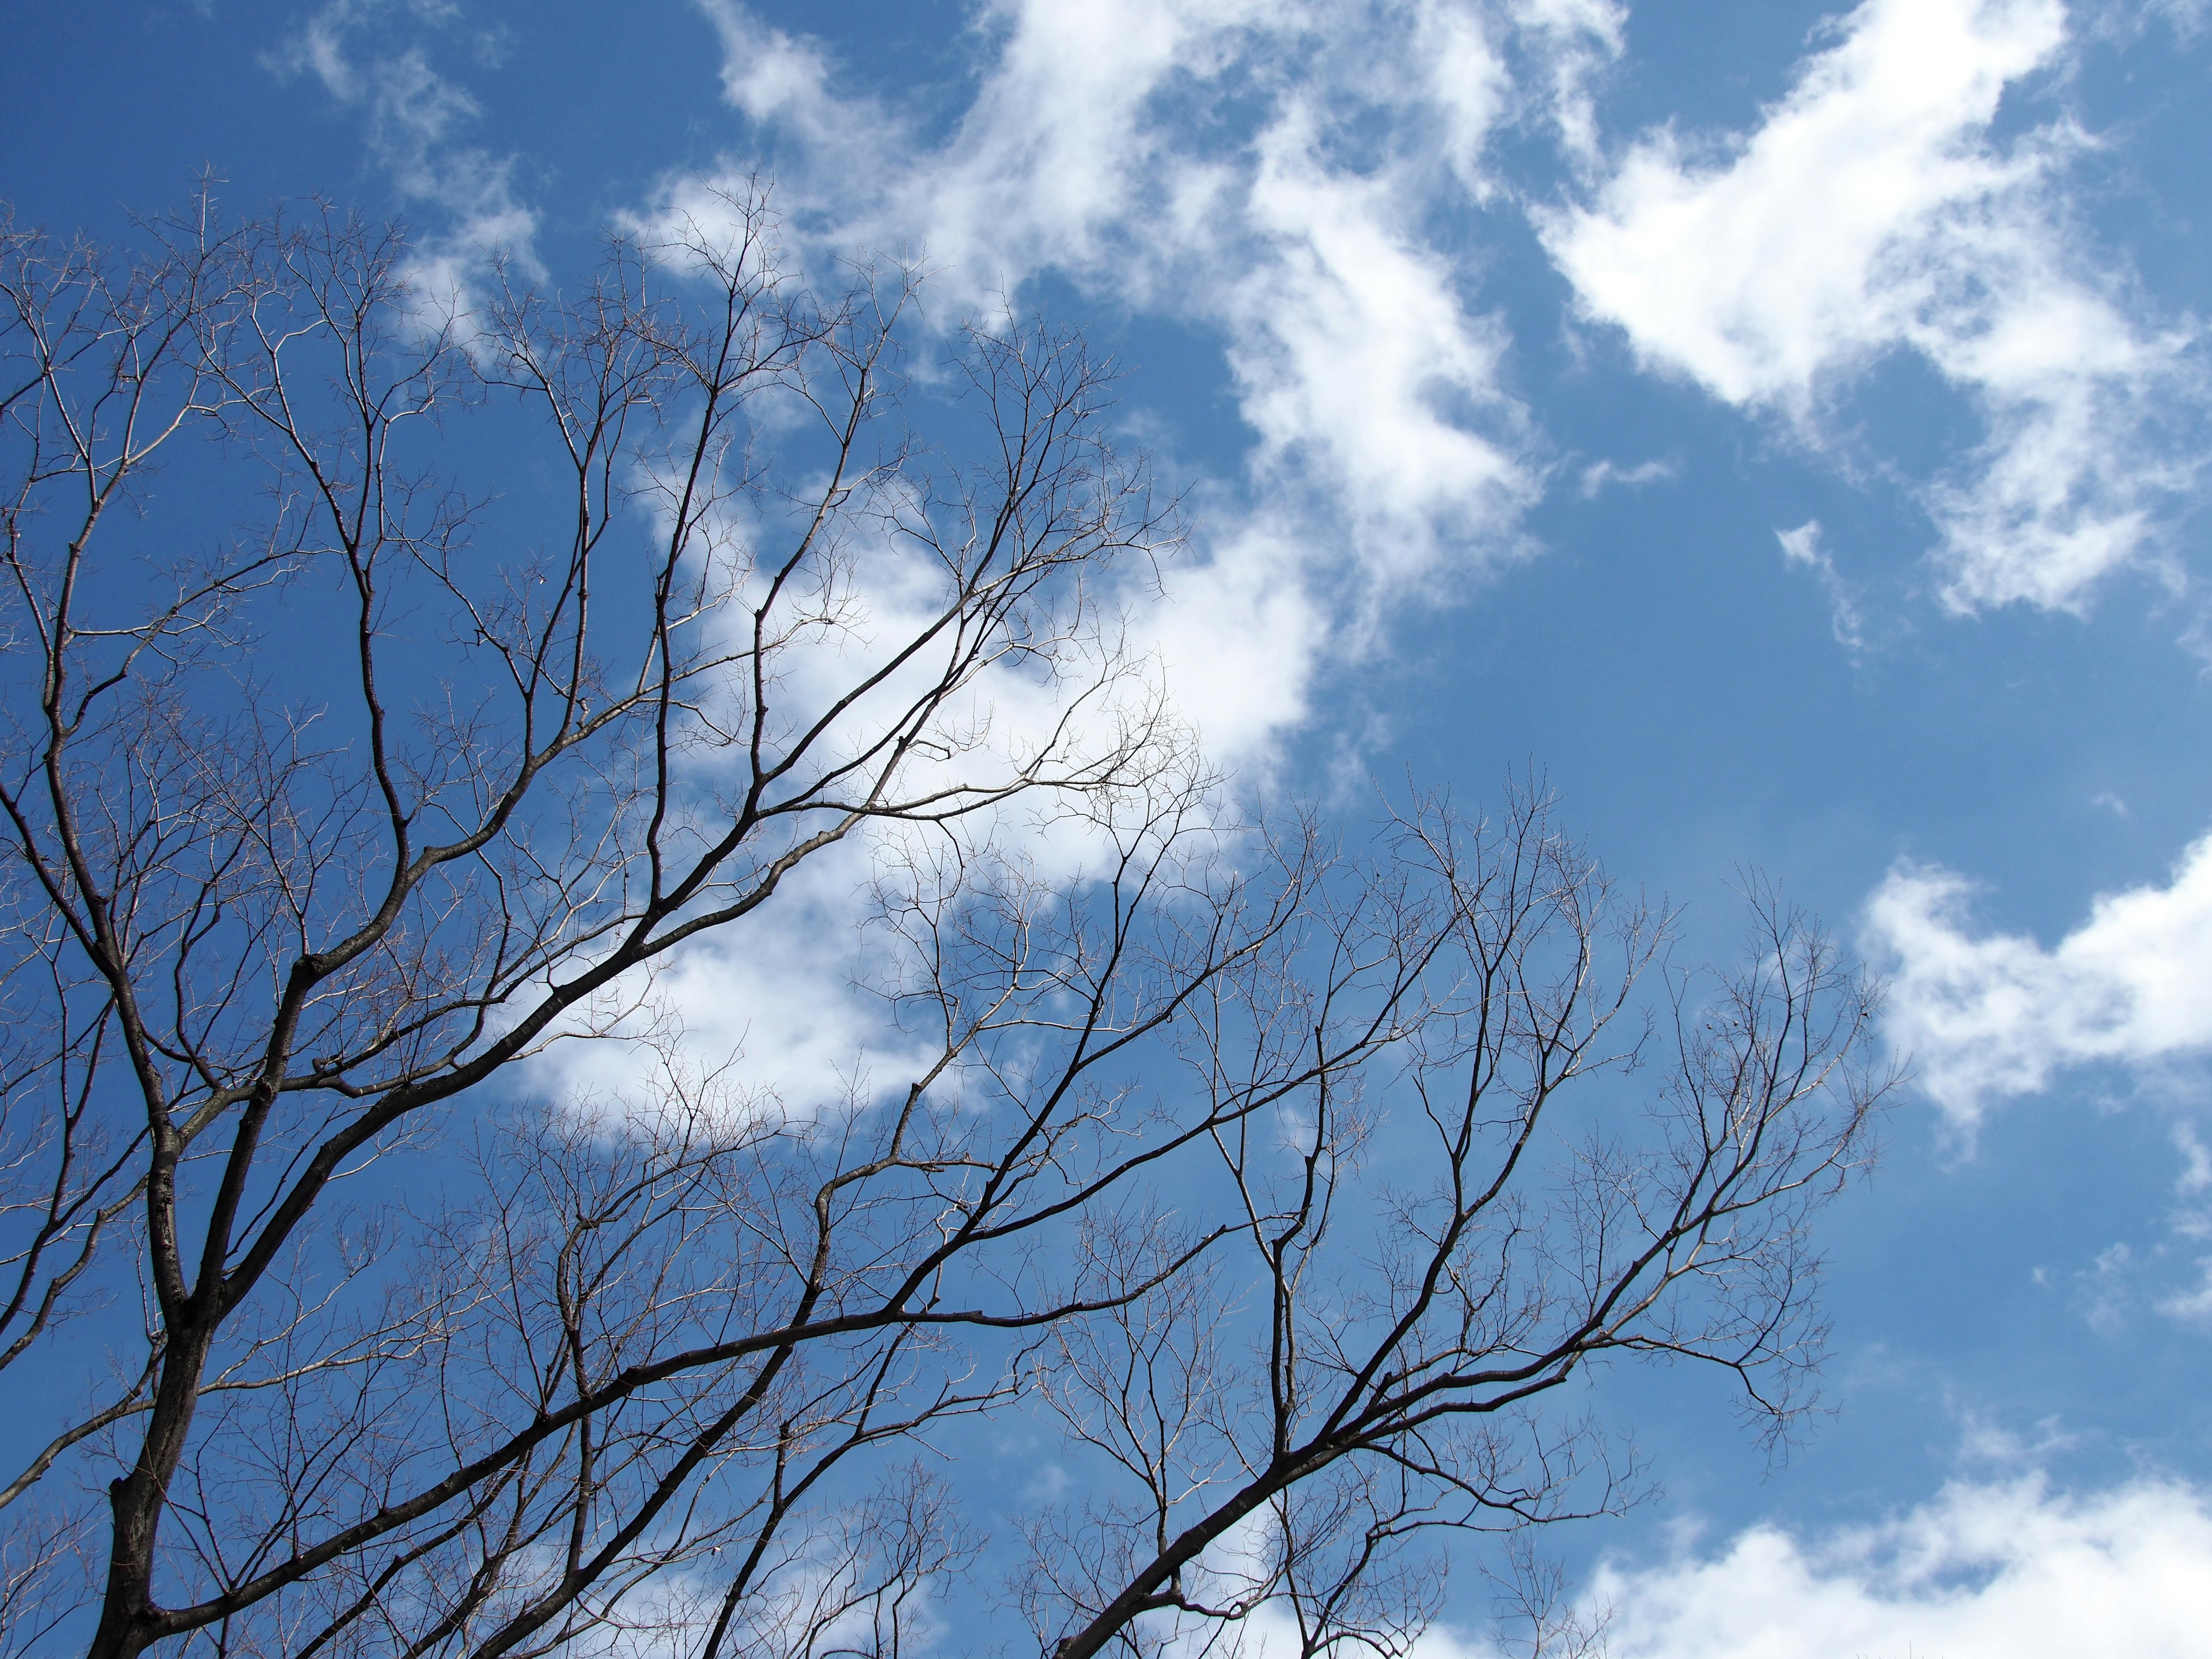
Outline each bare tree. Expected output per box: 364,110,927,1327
0,187,1888,1659
1020,806,1881,1658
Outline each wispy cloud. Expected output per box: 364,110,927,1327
1775,519,1866,650
1578,457,1672,496
266,0,540,298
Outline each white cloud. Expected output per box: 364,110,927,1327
1547,0,2065,404
2159,1260,2212,1323
2177,1122,2212,1198
1544,0,2200,614
580,0,1611,1119
536,841,942,1126
1865,834,2212,1125
1955,1410,2077,1466
1146,517,1328,760
1577,457,1672,495
1221,101,1537,594
2159,1124,2212,1320
670,0,1577,770
1504,0,1626,165
1776,518,1866,649
520,474,1222,1122
1578,1477,2212,1659
696,0,1266,309
1143,1478,2212,1659
267,0,541,297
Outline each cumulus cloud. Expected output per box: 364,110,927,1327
668,0,1627,767
1149,1478,2212,1659
1544,0,2201,614
696,0,1259,310
547,0,1601,1117
1221,103,1536,585
1575,1476,2212,1659
1864,833,2212,1125
517,459,1218,1120
536,842,944,1124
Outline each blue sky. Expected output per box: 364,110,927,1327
12,0,2212,1651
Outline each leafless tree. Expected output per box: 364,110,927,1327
0,186,1889,1659
1019,807,1881,1658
